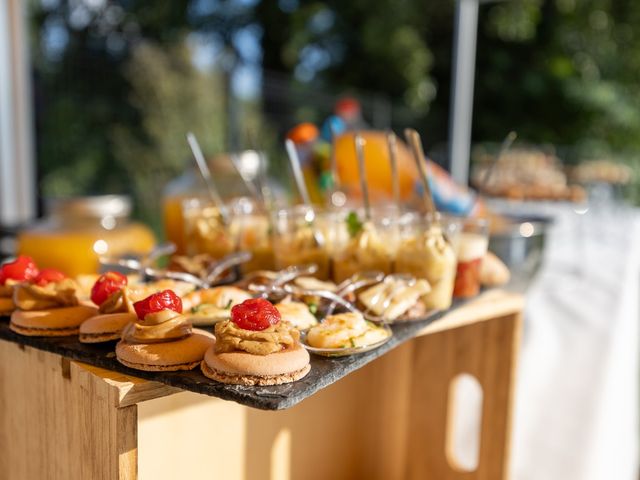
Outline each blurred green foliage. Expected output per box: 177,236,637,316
30,0,640,225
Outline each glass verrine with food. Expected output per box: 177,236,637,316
394,212,459,310
230,197,275,274
331,206,400,283
182,197,237,260
449,216,489,298
272,206,335,280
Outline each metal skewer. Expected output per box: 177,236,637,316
285,138,313,206
481,130,517,193
386,130,401,215
186,132,230,224
230,151,262,201
204,251,252,286
354,132,371,222
142,242,176,267
285,138,324,245
404,128,437,216
329,122,341,191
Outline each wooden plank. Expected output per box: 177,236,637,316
137,344,416,480
76,362,182,408
0,339,137,480
417,289,524,336
405,311,523,479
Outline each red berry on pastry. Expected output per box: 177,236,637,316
91,271,128,306
231,298,281,331
0,255,39,284
133,289,183,319
33,268,66,286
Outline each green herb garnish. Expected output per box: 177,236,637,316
192,303,214,313
346,211,363,238
308,303,318,315
224,299,233,309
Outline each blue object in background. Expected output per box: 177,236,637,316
321,116,347,142
414,177,476,215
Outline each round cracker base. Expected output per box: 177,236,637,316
201,359,310,386
117,356,200,372
9,322,79,337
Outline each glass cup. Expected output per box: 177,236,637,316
230,197,275,274
181,197,237,260
272,206,337,280
331,206,400,283
449,216,489,298
394,212,459,310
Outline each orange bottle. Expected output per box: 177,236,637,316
333,131,420,202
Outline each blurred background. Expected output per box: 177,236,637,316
21,0,640,231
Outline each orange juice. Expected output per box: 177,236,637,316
18,224,155,277
16,196,155,276
162,194,189,254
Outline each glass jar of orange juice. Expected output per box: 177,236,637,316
17,195,155,276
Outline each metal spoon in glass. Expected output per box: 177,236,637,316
186,132,230,225
285,138,324,246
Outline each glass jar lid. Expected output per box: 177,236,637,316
48,195,132,220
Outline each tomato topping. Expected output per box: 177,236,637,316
90,271,128,306
0,255,39,285
133,290,183,320
230,298,280,331
34,268,67,286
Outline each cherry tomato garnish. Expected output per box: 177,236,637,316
0,255,39,285
133,290,183,320
34,268,66,286
90,271,128,306
230,298,280,331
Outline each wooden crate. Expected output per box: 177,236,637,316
0,290,523,479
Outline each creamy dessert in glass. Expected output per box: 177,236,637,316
272,206,334,280
331,207,398,283
450,217,489,298
181,197,237,260
231,198,275,274
394,213,459,310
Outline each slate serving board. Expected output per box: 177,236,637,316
0,306,457,410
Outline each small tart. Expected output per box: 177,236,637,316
201,343,310,385
79,312,137,343
116,329,215,371
10,305,98,336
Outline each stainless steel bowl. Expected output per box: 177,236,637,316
489,215,551,291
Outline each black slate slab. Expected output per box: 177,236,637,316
0,306,459,410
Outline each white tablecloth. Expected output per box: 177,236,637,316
504,203,640,480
